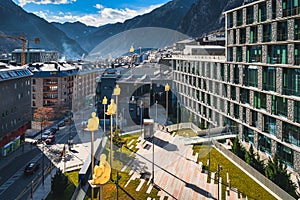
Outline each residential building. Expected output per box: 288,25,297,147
170,0,300,171
224,0,300,171
0,62,32,157
72,62,103,113
29,62,79,111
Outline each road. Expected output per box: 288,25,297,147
0,121,77,200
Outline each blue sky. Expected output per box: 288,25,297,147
12,0,171,27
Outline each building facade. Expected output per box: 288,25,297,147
171,0,300,172
223,0,300,171
12,49,59,65
29,62,79,111
72,63,103,113
0,63,32,157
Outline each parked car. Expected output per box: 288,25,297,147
45,135,55,145
49,126,58,133
41,130,53,140
24,162,40,174
58,121,65,127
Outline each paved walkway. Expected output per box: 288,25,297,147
123,130,254,200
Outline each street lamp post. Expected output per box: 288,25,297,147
102,96,107,133
106,100,116,168
217,164,222,200
165,83,170,125
113,85,121,130
155,101,158,122
140,100,143,134
208,118,211,175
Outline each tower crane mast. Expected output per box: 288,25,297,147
0,33,40,66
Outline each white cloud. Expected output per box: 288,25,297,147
34,4,163,27
17,0,76,7
94,4,104,10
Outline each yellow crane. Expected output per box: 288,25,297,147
0,33,40,65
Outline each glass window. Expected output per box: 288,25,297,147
277,21,288,41
263,115,277,136
272,96,288,117
243,65,258,87
282,0,300,17
247,46,262,63
283,122,300,147
240,28,246,44
263,24,272,42
237,9,243,26
282,68,300,96
295,19,300,40
294,43,300,65
220,63,225,81
249,66,258,87
233,65,239,84
243,126,254,143
231,86,236,101
262,66,276,91
251,110,258,127
258,134,271,154
277,143,294,167
227,13,233,28
236,47,242,62
234,103,239,119
295,101,300,123
272,0,277,19
233,30,236,44
240,88,249,104
228,48,233,62
246,6,254,24
227,65,231,82
250,26,258,43
258,2,267,22
267,45,287,64
254,92,267,110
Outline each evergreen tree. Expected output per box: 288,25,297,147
265,155,298,198
51,170,68,196
245,144,255,165
232,137,245,160
253,152,265,174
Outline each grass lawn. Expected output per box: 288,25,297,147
193,145,276,200
175,128,198,137
84,133,160,199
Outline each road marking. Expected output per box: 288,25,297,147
0,154,42,196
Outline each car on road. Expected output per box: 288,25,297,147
58,121,65,127
49,126,58,133
45,135,55,145
41,130,54,140
24,162,40,174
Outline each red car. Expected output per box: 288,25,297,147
24,162,40,174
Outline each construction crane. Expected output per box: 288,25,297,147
0,33,40,66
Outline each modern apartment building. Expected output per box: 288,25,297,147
172,0,300,172
72,63,102,112
29,62,79,110
0,63,32,157
224,0,300,171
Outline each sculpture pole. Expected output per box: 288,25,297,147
85,112,99,200
91,130,94,199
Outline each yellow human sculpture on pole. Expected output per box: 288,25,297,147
91,154,111,185
107,99,116,115
86,112,99,131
